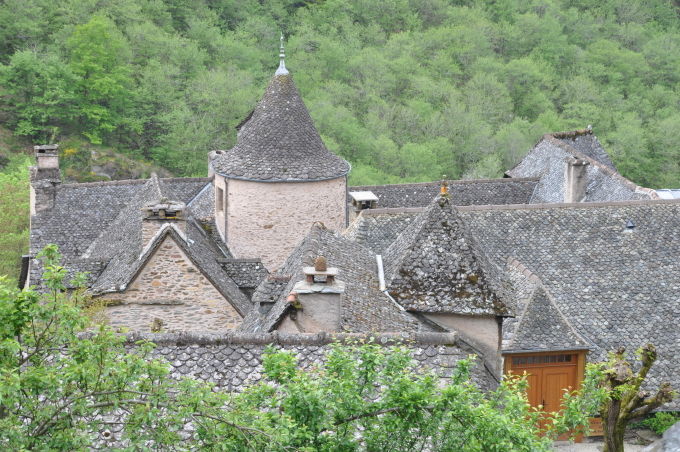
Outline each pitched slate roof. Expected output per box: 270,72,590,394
552,130,616,170
28,176,211,287
383,196,508,316
350,178,538,209
504,285,591,353
241,223,425,333
211,72,350,182
343,208,423,255
457,200,680,408
94,221,251,316
506,129,657,203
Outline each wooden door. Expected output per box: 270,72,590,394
506,352,580,437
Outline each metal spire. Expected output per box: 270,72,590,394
275,33,289,75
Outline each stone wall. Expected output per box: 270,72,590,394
225,176,347,270
101,235,242,332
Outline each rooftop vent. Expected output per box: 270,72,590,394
625,219,635,231
349,191,378,211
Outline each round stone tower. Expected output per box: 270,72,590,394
209,40,350,270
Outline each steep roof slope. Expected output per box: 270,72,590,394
504,285,591,353
211,72,350,181
242,223,424,333
506,129,657,203
383,196,508,316
28,176,210,286
343,208,423,255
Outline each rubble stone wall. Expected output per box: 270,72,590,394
101,236,242,332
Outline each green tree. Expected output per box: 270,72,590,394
66,16,134,144
558,345,676,452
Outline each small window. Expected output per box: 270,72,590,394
216,187,224,212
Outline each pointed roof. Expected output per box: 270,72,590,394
240,223,422,333
384,196,508,316
504,286,591,353
212,70,350,182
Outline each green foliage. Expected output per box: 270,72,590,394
1,1,680,185
0,155,30,286
641,411,680,435
557,345,675,452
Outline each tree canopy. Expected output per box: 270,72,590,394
1,0,680,186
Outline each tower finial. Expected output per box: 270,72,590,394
275,32,289,75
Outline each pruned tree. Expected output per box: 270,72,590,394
557,344,675,452
599,345,675,452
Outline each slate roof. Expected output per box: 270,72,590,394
552,130,616,170
383,196,508,316
503,285,591,353
27,174,254,316
350,178,538,209
28,176,211,287
131,331,495,390
241,223,425,334
343,208,423,255
457,199,680,409
506,129,657,203
211,72,350,182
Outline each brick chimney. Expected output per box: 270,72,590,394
141,199,186,244
29,144,61,215
564,156,590,203
290,256,345,332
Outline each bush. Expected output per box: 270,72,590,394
642,412,680,435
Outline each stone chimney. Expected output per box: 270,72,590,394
564,157,590,203
290,256,345,332
141,199,186,244
29,144,61,215
348,191,378,222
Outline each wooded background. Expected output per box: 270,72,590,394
2,0,680,280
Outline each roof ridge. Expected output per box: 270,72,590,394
542,134,658,199
351,177,540,191
457,197,680,212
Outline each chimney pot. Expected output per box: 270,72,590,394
314,256,327,272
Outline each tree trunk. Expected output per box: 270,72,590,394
602,398,625,452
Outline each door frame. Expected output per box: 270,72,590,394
503,350,590,439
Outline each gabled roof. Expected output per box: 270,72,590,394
350,178,538,209
93,220,251,316
28,176,210,287
211,72,350,182
506,129,657,203
241,223,424,333
383,196,508,316
551,129,616,170
504,285,591,353
343,208,423,255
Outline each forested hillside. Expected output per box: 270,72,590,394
2,0,680,187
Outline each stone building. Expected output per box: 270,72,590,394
25,48,679,430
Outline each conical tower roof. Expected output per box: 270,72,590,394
212,65,350,182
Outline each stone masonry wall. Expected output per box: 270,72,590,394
225,176,347,270
101,236,242,332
